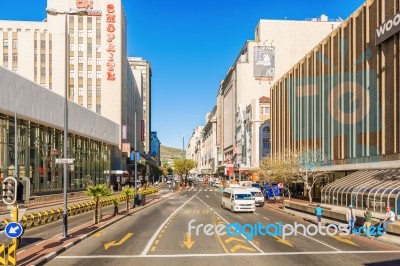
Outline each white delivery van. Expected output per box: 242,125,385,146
221,188,255,213
246,187,265,207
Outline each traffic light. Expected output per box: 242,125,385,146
17,177,30,203
2,177,17,205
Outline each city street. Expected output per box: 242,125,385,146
46,184,400,266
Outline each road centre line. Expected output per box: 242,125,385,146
56,250,400,259
214,211,264,254
141,192,199,255
263,217,270,220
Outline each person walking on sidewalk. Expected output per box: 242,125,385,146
363,208,372,236
346,205,356,235
315,204,323,224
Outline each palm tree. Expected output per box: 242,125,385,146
86,184,112,224
121,187,135,211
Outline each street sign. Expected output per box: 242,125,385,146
278,183,283,188
55,158,75,164
5,222,23,238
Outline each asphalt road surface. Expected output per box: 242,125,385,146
47,184,400,266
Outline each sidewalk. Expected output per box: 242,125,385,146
264,198,400,247
18,189,179,266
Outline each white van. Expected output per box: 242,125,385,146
221,188,255,213
246,187,265,207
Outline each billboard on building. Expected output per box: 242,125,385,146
253,46,275,78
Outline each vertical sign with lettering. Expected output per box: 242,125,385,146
106,4,116,81
141,120,145,141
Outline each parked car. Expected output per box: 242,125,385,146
246,187,265,207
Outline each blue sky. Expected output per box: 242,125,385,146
1,0,365,149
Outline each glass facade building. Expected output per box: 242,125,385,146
0,113,111,193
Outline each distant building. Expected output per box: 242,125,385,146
150,132,161,166
217,16,341,177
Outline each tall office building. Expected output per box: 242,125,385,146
128,57,152,156
0,0,137,170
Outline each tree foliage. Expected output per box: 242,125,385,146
85,184,112,224
173,159,196,185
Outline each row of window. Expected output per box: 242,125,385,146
70,57,101,65
70,30,101,38
34,40,52,49
2,53,17,62
69,86,101,96
69,15,101,24
2,40,17,48
70,43,101,52
69,70,102,78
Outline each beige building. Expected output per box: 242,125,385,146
0,0,144,171
128,57,151,156
201,107,218,176
218,17,342,176
186,126,204,176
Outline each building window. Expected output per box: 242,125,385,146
69,16,74,23
78,71,83,78
88,17,92,23
87,104,92,110
40,40,45,49
96,17,101,23
41,54,45,62
69,44,75,51
69,87,74,96
3,53,8,61
78,29,84,37
78,57,83,65
87,43,92,53
87,71,92,78
96,71,101,79
12,53,18,62
69,70,74,78
96,104,101,114
78,16,83,23
40,67,45,76
96,30,101,38
96,85,101,96
87,85,92,96
69,57,75,64
78,44,84,52
96,58,101,65
3,40,8,47
12,40,17,49
88,58,92,65
69,30,74,37
87,30,92,38
78,87,84,96
96,45,101,52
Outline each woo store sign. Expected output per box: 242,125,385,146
106,3,116,81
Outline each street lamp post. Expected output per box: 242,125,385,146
46,7,87,239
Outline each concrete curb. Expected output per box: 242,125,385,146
264,204,295,216
30,191,181,266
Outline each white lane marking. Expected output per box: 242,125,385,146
35,239,47,246
263,217,270,220
17,250,25,254
141,192,199,255
205,195,209,198
56,250,400,259
273,223,340,251
214,211,264,254
255,213,259,216
210,208,213,211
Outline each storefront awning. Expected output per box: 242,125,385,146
321,169,400,214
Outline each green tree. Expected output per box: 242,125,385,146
173,159,196,185
121,186,135,211
85,184,112,224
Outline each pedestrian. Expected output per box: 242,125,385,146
315,204,323,224
346,205,356,235
362,208,372,236
380,206,396,234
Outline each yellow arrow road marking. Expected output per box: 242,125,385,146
182,233,195,249
330,235,358,246
224,237,246,244
104,233,134,250
230,244,255,253
93,231,106,237
202,210,209,214
273,236,294,247
150,246,156,252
